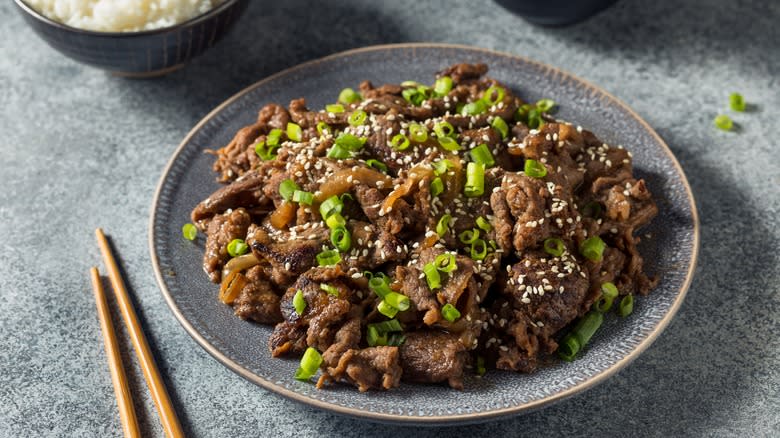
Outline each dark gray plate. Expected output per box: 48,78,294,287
149,43,699,425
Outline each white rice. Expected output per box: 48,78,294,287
26,0,227,32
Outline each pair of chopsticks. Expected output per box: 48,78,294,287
90,228,184,438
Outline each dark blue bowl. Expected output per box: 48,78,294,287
14,0,248,77
495,0,619,26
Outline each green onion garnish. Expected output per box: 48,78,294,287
376,300,398,318
433,121,455,139
292,190,314,205
459,228,479,245
279,179,299,201
729,93,745,112
437,135,461,151
423,262,441,290
515,104,531,123
581,201,602,218
319,195,343,220
430,177,444,198
441,303,461,322
320,283,339,296
294,347,322,381
325,213,346,229
335,133,366,151
316,121,331,137
316,249,341,266
326,144,350,159
524,159,547,178
330,226,351,252
365,159,388,173
543,237,565,257
366,325,382,346
436,214,452,237
409,123,428,143
572,310,603,349
476,216,492,233
595,282,619,312
325,103,345,113
469,143,495,167
293,289,306,315
714,114,733,131
254,141,278,161
470,239,488,260
401,80,421,87
557,334,580,362
579,236,606,262
266,128,282,146
482,85,506,106
434,253,457,273
286,122,302,142
390,133,411,151
368,274,392,298
182,223,197,241
433,76,453,96
384,292,410,311
491,117,509,139
618,294,634,317
402,88,426,106
387,333,406,347
464,162,485,197
535,98,556,112
348,109,367,126
527,108,543,129
369,319,403,334
432,159,453,176
338,87,362,104
476,356,486,376
226,238,249,257
461,100,487,116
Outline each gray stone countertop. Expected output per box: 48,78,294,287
1,0,778,436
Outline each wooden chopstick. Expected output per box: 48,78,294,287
95,228,184,438
90,267,141,438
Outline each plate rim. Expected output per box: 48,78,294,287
148,42,700,424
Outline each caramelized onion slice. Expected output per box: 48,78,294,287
380,164,432,213
269,200,296,229
317,167,393,202
219,271,247,304
222,253,260,280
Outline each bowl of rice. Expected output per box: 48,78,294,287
14,0,249,77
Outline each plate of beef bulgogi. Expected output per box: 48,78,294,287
150,44,699,424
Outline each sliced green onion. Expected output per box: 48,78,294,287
527,108,543,129
536,98,556,112
335,133,366,151
437,135,461,151
543,237,565,257
729,93,745,112
482,85,505,106
227,239,249,257
433,121,455,138
409,123,428,143
433,76,453,96
476,216,492,233
436,214,452,237
292,190,314,205
368,275,392,298
286,122,302,142
294,347,322,381
325,103,345,113
524,159,547,178
470,239,488,261
515,104,532,123
326,144,351,159
476,356,486,376
319,195,343,220
434,253,457,273
469,143,495,167
464,162,485,197
266,128,283,146
330,226,351,252
316,249,341,266
338,87,362,104
714,114,733,131
432,158,453,176
441,303,461,322
401,80,421,87
366,159,388,173
254,141,278,161
618,294,634,317
320,283,339,296
181,223,197,241
369,319,403,334
376,300,398,318
430,177,444,198
423,262,441,290
581,201,602,218
491,117,509,139
579,236,606,262
390,133,411,151
402,88,426,106
461,100,488,116
293,289,306,315
279,179,299,201
325,213,346,229
384,292,410,311
459,228,479,245
348,109,367,126
316,121,331,137
572,310,603,349
557,334,580,362
387,333,406,347
595,282,619,313
367,325,389,346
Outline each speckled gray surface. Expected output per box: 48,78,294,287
1,0,778,437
